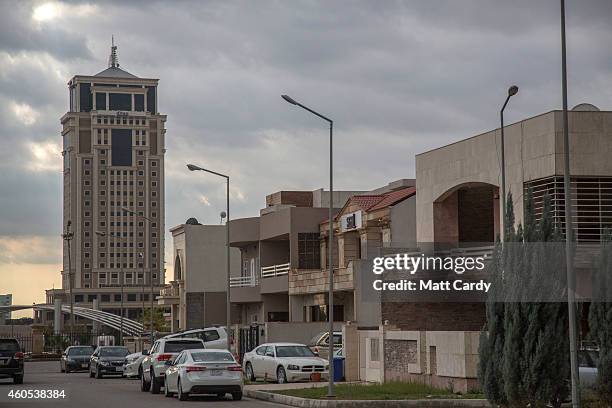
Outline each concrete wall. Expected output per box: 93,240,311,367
390,196,417,247
264,321,343,344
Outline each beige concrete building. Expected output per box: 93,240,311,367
229,188,364,325
157,218,240,332
42,42,166,328
352,104,612,392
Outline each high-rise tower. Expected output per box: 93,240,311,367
46,40,166,326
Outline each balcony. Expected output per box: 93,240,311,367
261,262,290,278
157,281,181,306
229,275,258,288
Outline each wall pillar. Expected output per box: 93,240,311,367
53,298,62,335
92,298,99,333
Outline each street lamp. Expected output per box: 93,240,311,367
500,85,518,237
122,207,155,346
96,231,125,345
61,221,74,344
186,164,230,334
281,94,335,398
560,1,580,406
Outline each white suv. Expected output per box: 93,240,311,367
163,326,229,350
140,338,205,394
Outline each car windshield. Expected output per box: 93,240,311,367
164,341,203,353
99,347,129,357
191,352,235,363
0,340,19,352
276,346,315,358
68,347,93,356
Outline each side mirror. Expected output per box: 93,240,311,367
142,350,149,356
265,352,274,357
313,351,319,357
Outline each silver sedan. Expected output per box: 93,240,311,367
164,349,243,401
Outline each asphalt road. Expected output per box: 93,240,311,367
0,361,284,407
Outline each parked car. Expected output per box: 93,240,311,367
123,352,145,378
60,346,94,373
163,326,228,349
243,342,329,384
164,349,243,401
0,338,24,384
578,349,599,388
308,331,342,359
89,346,130,379
140,338,206,394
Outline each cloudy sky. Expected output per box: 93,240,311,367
1,0,611,315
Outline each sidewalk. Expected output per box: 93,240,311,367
243,382,491,408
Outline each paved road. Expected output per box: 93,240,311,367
0,361,284,407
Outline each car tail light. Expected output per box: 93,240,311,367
227,365,242,372
156,354,172,362
14,352,24,360
185,366,207,373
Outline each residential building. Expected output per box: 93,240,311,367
41,41,166,328
0,294,12,323
293,180,416,325
229,188,364,325
157,218,241,332
353,104,612,392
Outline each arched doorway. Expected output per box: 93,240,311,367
433,182,500,246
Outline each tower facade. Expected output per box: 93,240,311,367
50,42,166,324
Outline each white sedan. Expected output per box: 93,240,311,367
243,343,329,384
164,349,243,401
123,352,145,378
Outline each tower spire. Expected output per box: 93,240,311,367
108,35,119,68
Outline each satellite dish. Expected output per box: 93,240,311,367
571,103,600,112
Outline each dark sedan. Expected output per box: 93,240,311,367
61,346,94,373
0,338,24,384
89,346,129,379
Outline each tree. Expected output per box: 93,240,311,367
140,307,169,333
479,191,570,407
589,230,612,401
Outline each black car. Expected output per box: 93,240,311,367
0,338,24,384
89,346,129,379
61,346,94,373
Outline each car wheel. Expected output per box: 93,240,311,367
245,362,255,381
177,378,189,401
95,366,103,379
140,368,150,392
164,382,173,398
150,369,161,394
277,366,287,384
232,392,243,401
13,375,23,385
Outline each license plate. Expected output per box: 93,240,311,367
116,366,124,372
0,359,7,366
210,369,222,376
81,363,88,368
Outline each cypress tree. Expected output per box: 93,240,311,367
589,230,612,401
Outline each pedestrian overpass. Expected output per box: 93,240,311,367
1,304,144,336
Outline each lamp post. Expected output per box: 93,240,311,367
96,231,124,345
61,221,74,344
122,207,155,345
281,94,335,398
500,85,518,237
186,164,231,334
560,1,580,406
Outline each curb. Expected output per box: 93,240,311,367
244,389,492,408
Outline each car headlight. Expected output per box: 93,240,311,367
287,364,300,371
99,361,110,366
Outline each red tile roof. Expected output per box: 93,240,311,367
319,186,416,224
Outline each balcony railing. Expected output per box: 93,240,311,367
261,262,290,278
159,282,180,297
230,275,258,288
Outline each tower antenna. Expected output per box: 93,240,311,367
108,35,119,68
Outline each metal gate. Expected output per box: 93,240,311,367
238,324,261,363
